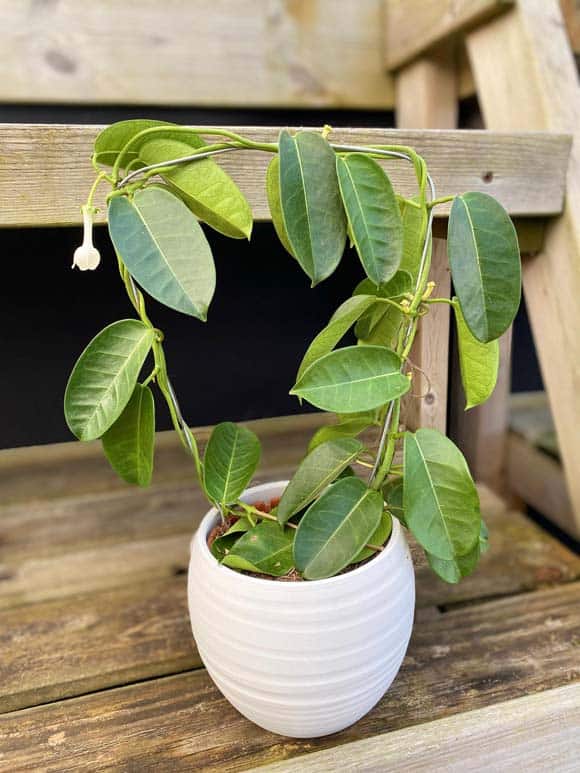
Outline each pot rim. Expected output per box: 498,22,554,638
192,479,404,589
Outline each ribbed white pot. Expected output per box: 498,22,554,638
187,481,415,738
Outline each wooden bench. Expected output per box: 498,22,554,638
0,415,579,769
1,1,580,768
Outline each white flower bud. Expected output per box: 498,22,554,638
72,206,101,271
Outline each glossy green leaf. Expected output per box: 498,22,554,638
426,518,489,583
308,412,376,452
101,384,155,487
65,320,154,442
108,187,215,321
336,153,403,285
353,511,393,563
294,477,383,580
210,517,253,560
278,130,346,285
448,192,521,343
353,272,411,347
266,155,295,256
203,422,261,505
222,521,294,576
383,477,405,525
454,298,499,410
404,429,481,560
139,138,253,239
399,197,428,282
291,345,410,413
94,119,203,168
277,437,364,524
297,294,377,380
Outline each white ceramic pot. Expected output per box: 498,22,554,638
187,480,415,738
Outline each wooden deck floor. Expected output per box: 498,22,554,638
0,414,579,771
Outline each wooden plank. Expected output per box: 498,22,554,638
0,578,198,713
466,0,580,537
0,413,330,506
395,43,455,434
251,683,580,772
0,0,395,109
507,433,576,538
385,0,513,71
560,0,580,53
0,125,571,227
395,43,458,129
1,488,578,712
401,238,451,433
0,582,577,770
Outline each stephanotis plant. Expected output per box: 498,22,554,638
65,120,521,583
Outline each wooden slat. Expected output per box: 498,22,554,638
561,0,580,53
0,413,330,506
251,683,580,772
466,0,580,538
507,433,576,539
1,486,578,711
2,460,579,609
395,43,455,434
0,0,394,109
385,0,513,71
0,125,571,227
0,582,577,771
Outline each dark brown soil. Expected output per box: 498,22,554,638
206,496,384,582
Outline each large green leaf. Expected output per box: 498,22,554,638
308,412,376,452
139,138,253,239
108,187,215,321
277,437,363,524
426,519,489,583
222,521,294,576
454,298,499,410
336,154,403,285
297,294,377,380
266,156,295,256
353,272,411,347
399,197,428,282
353,511,393,563
404,429,481,560
94,119,202,168
291,345,410,413
278,130,346,285
101,383,155,487
210,517,253,560
383,477,406,526
294,477,383,579
65,320,154,442
448,192,521,343
203,422,261,505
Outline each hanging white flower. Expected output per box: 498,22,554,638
72,206,101,270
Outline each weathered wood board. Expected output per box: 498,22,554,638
0,125,571,227
0,0,479,109
1,583,578,770
250,683,580,772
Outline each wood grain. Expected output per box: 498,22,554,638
0,125,570,227
385,0,513,70
0,0,395,109
395,43,455,434
250,683,580,772
1,486,578,712
466,0,580,537
0,582,577,771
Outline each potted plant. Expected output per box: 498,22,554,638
65,120,521,738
